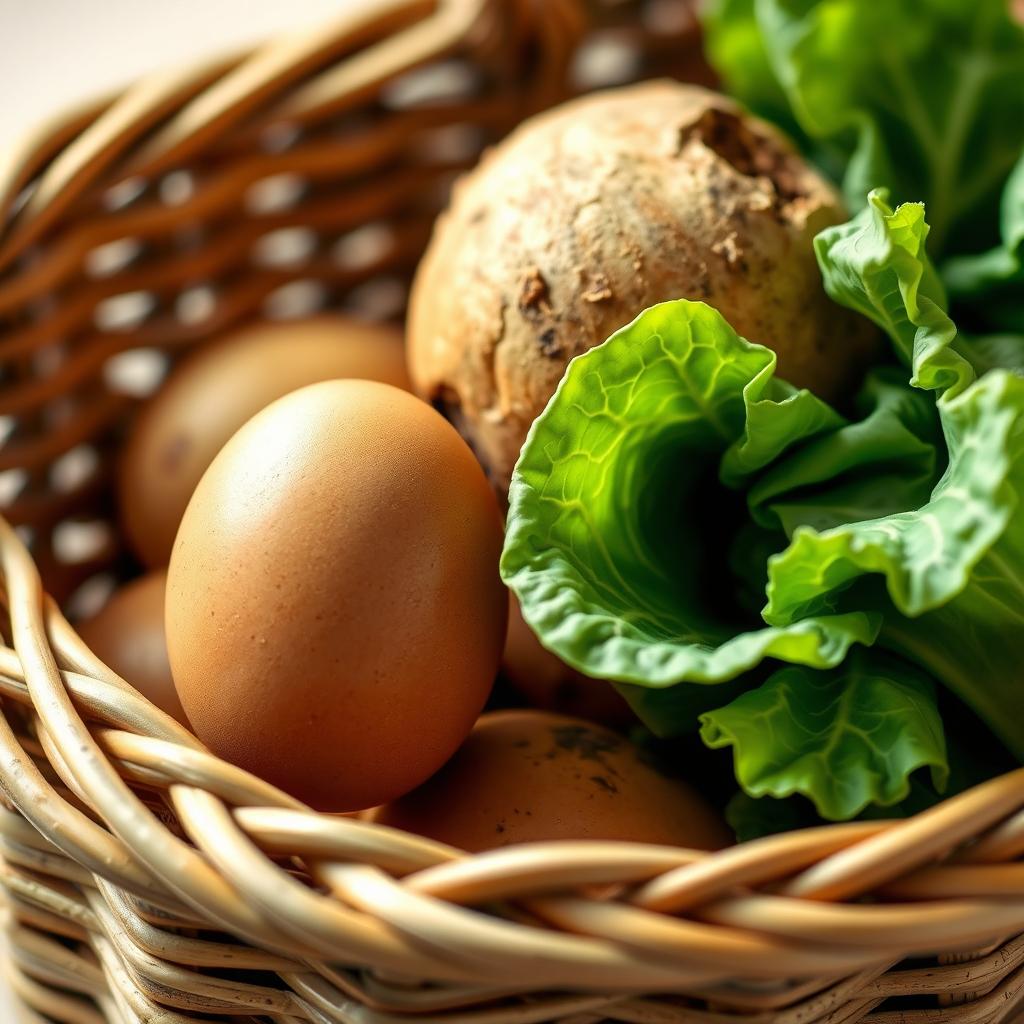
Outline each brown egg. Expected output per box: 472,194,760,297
119,316,411,567
77,571,189,726
372,710,731,851
167,380,507,811
504,594,634,729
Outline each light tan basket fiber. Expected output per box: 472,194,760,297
0,2,1023,1023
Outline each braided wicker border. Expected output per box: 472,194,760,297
0,2,1022,1022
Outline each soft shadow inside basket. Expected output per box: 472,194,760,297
0,0,713,616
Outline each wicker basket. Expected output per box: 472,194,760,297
1,2,1024,1022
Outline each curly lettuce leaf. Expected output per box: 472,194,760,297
879,584,1024,763
720,375,844,487
773,196,1021,611
769,192,1024,758
726,704,1015,839
767,371,1022,622
748,368,942,536
702,0,1024,253
718,369,941,626
700,651,948,821
814,191,973,397
501,300,878,691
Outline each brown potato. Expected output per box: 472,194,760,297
372,710,731,851
409,81,879,491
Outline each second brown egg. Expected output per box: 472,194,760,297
118,316,410,566
77,571,188,726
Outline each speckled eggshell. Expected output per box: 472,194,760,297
120,316,411,568
78,571,189,726
166,379,506,811
372,710,732,851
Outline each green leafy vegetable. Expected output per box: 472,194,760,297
503,5,1024,826
502,278,1024,817
766,370,1022,623
747,368,942,536
700,651,948,820
772,194,1024,759
500,300,878,690
765,377,1024,761
726,708,1016,841
702,0,1024,254
814,191,973,397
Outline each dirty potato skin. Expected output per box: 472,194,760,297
409,80,879,491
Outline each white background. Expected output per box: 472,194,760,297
0,0,361,149
0,2,366,1018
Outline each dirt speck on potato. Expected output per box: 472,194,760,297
519,267,551,314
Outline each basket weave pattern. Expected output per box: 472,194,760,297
1,2,1024,1022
